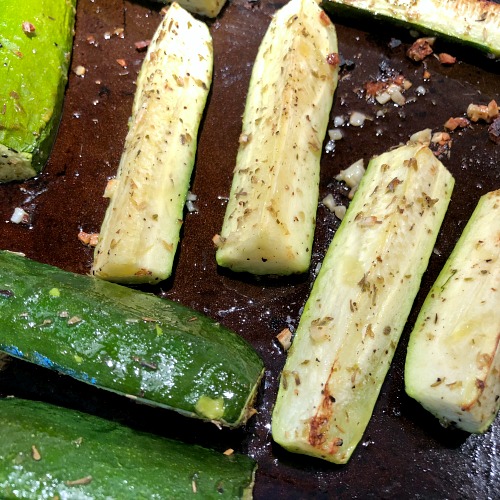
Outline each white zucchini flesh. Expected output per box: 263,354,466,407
272,140,454,464
156,0,227,18
323,0,500,57
92,3,213,284
215,0,340,275
405,189,500,434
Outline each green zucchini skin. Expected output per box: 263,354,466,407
0,0,77,182
0,251,264,427
0,398,256,499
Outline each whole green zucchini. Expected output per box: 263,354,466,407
0,251,264,427
0,0,77,182
0,398,256,499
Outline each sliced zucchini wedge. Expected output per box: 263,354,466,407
405,189,500,434
272,139,454,463
215,0,340,275
93,3,213,284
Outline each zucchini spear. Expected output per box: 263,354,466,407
322,0,500,57
0,0,76,182
272,139,454,464
215,0,340,275
0,398,257,499
0,250,264,428
405,189,500,434
93,3,213,284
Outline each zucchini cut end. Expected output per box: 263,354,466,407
0,146,36,183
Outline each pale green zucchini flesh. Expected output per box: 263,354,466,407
322,0,500,57
405,189,500,434
272,139,454,464
0,398,257,499
215,0,340,275
0,0,77,182
155,0,228,18
93,3,213,284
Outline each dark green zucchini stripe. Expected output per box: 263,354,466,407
0,398,256,499
0,251,264,427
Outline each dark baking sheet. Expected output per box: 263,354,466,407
0,0,499,497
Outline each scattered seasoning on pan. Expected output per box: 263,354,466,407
443,117,470,131
78,231,99,247
10,207,30,224
73,65,86,77
276,328,292,350
406,37,435,62
134,39,150,51
488,117,500,144
437,53,456,65
467,100,499,123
